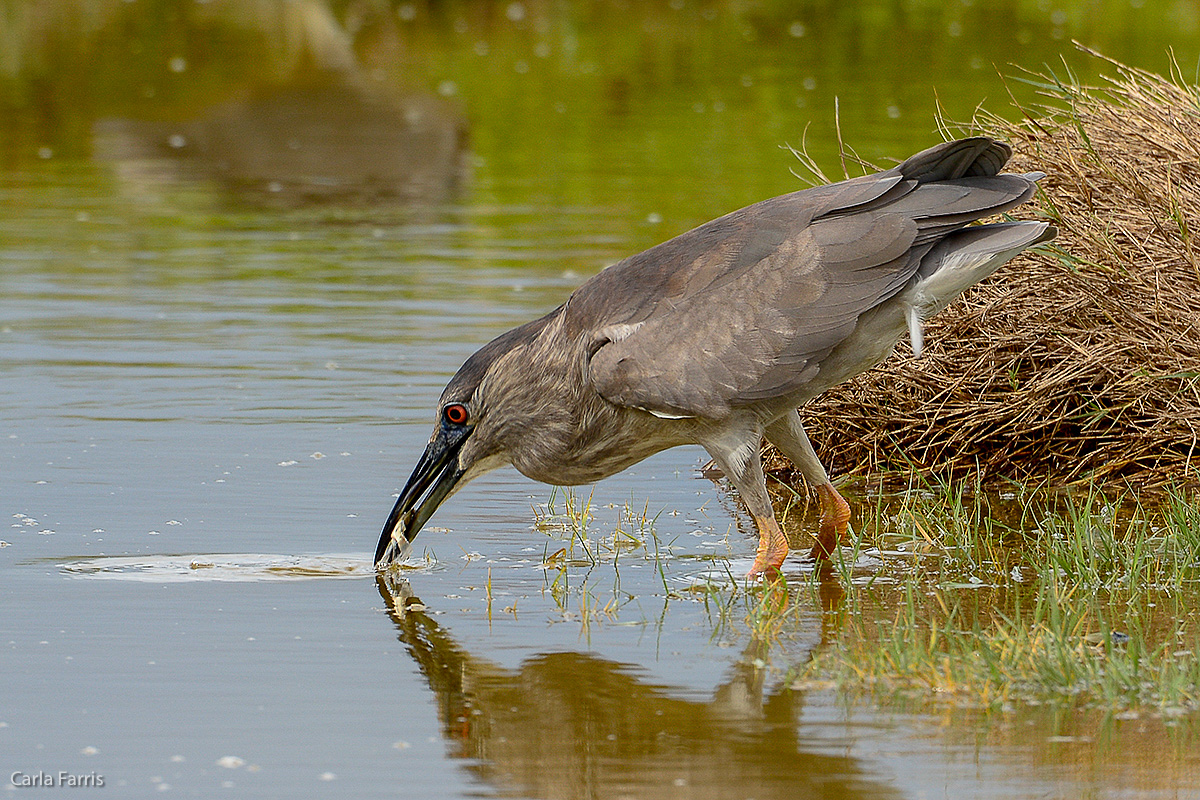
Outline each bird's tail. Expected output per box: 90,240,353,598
897,137,1013,181
907,219,1057,357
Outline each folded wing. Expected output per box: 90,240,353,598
580,138,1039,419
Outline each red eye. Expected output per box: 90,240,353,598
443,403,469,425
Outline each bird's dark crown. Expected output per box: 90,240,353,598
439,310,558,409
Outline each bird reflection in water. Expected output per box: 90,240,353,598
376,572,893,800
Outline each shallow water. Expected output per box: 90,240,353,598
4,3,1200,798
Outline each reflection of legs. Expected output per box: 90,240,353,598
704,435,787,579
815,562,844,643
765,410,852,560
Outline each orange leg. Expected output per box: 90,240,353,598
748,513,789,580
808,482,851,560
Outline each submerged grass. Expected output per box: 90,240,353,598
522,479,1200,721
531,487,677,630
794,483,1200,718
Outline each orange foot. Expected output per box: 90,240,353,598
748,513,788,581
808,482,851,560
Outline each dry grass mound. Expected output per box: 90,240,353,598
773,47,1200,490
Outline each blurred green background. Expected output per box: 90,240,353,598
3,0,1199,241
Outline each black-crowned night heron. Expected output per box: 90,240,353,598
376,137,1054,578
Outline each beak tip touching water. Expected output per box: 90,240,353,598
375,427,472,569
374,499,412,566
374,527,413,567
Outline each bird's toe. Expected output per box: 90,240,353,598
748,513,789,579
809,482,852,560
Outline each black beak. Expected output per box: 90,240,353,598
375,425,470,566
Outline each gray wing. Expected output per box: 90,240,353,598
577,138,1037,420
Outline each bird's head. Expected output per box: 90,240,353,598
373,357,512,566
375,315,555,567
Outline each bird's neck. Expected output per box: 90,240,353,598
492,326,682,485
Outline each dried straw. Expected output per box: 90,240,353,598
771,47,1200,490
